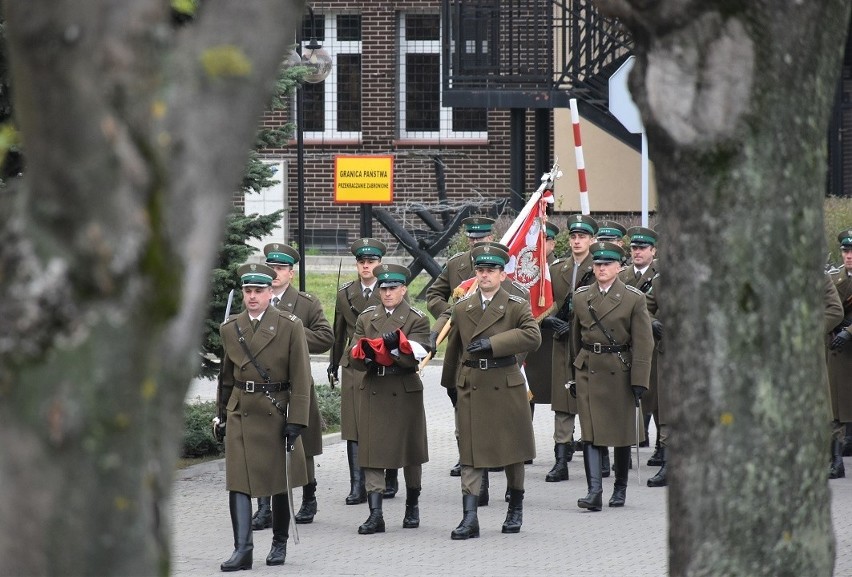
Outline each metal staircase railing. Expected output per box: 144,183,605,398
442,0,637,146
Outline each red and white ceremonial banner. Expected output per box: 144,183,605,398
502,174,557,321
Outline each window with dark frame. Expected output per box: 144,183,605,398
399,12,487,139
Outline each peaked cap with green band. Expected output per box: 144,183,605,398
596,220,627,241
591,241,625,264
567,214,598,236
238,263,275,287
471,243,509,268
462,216,495,238
545,221,560,239
263,242,300,265
375,263,410,287
351,238,387,259
838,229,852,248
626,226,658,247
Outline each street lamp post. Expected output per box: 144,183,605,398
291,6,332,291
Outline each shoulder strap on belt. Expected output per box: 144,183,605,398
587,304,631,368
235,323,272,383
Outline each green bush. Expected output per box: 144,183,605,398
182,400,223,458
181,386,340,459
316,384,341,432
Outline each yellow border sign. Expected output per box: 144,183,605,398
334,155,394,203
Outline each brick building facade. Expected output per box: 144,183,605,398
247,1,548,256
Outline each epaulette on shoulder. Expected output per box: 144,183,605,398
575,285,591,293
361,305,378,315
299,291,316,301
552,257,566,265
457,292,475,303
339,280,354,291
508,294,526,304
625,285,644,295
510,280,529,294
447,251,465,262
409,306,425,318
222,314,239,325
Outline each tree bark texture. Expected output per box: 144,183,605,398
0,1,304,575
594,1,851,576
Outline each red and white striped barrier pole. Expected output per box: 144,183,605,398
569,98,590,215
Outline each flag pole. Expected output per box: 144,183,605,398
570,99,590,215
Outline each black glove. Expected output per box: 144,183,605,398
362,340,376,361
283,423,305,449
568,381,576,399
446,386,458,407
428,331,438,353
543,316,571,339
830,329,852,351
382,331,400,350
466,338,492,353
212,417,226,442
631,386,645,407
327,363,339,387
651,320,663,341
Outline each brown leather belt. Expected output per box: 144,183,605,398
463,356,517,369
234,380,290,393
582,342,629,354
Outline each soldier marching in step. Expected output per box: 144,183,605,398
828,229,852,478
216,263,312,571
541,214,599,482
260,243,334,525
440,244,541,539
571,241,653,511
347,263,431,534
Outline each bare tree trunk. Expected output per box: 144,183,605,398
0,1,304,575
594,1,850,575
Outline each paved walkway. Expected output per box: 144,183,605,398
174,362,852,576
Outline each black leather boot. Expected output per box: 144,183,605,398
545,443,570,482
601,448,611,478
578,443,603,511
221,492,253,572
402,487,421,528
647,461,668,487
450,460,462,476
648,442,665,467
358,492,385,534
501,488,524,533
383,468,399,499
450,494,480,540
295,481,317,524
250,496,272,531
844,423,852,456
830,438,846,479
345,441,367,505
265,493,289,566
640,413,652,447
609,446,630,507
478,469,490,506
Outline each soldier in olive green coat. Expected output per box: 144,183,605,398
217,263,312,570
571,241,653,512
441,244,541,540
828,229,852,478
329,238,387,505
348,264,431,534
261,243,334,526
541,214,598,482
619,227,662,461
